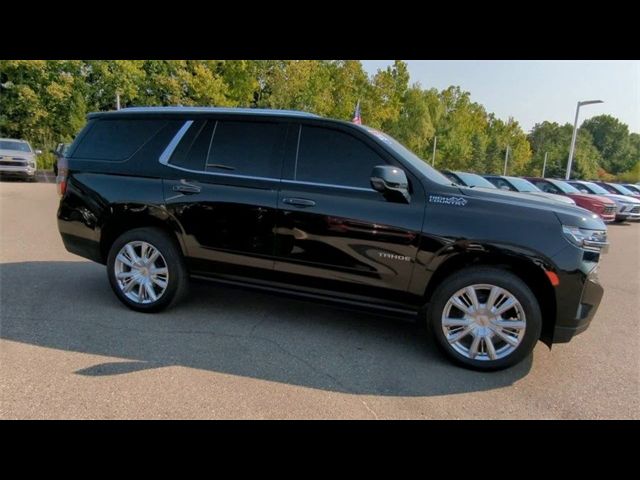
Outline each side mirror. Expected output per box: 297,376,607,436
370,165,410,203
35,149,42,155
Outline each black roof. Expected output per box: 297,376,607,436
88,106,320,120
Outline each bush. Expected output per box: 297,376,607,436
617,162,640,183
37,152,57,171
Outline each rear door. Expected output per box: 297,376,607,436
273,123,425,303
161,117,288,279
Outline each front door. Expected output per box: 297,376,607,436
273,124,425,304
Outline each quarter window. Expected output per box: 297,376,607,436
73,119,168,161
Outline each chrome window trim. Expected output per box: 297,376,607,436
159,120,194,165
160,162,280,182
204,120,218,165
157,120,375,192
281,179,375,193
293,124,302,180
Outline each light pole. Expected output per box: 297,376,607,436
431,136,437,166
565,99,603,180
542,152,548,178
503,146,509,175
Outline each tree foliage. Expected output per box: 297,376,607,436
0,60,636,179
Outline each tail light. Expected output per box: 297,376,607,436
56,157,68,197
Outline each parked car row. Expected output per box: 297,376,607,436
441,169,640,224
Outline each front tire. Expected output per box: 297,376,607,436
107,227,188,312
427,267,542,371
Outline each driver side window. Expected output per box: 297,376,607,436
295,126,387,189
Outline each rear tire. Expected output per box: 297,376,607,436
107,227,188,312
427,267,542,371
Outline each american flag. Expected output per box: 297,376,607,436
352,100,362,125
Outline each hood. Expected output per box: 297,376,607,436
459,186,606,230
526,191,576,205
0,148,35,159
567,192,615,205
602,193,640,205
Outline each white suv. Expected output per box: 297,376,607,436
0,138,39,181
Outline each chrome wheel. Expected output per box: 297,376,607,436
114,241,169,304
441,284,526,361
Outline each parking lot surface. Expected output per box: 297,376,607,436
1,182,638,419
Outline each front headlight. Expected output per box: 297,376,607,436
562,226,608,252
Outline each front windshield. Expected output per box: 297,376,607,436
551,179,581,194
364,128,452,186
0,140,32,152
581,182,609,195
608,183,635,195
455,172,496,188
623,184,640,194
506,177,541,192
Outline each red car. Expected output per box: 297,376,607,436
525,177,617,223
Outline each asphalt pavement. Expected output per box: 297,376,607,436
1,182,638,419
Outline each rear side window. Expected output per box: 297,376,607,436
206,121,286,178
296,126,386,188
73,119,167,161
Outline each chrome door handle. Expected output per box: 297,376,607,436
172,181,201,194
282,197,316,208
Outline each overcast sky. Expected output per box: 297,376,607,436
360,60,639,134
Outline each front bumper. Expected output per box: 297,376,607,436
553,269,604,343
0,165,36,178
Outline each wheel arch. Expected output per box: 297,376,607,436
99,204,188,264
423,250,557,346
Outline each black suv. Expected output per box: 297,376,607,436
57,107,608,370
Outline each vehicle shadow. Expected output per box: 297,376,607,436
0,261,532,396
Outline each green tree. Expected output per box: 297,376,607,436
581,114,632,174
527,121,599,179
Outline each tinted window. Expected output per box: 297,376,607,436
206,121,286,178
455,172,496,188
73,119,167,161
569,182,592,194
551,180,580,193
532,180,561,194
490,178,514,190
607,183,634,195
169,120,211,171
507,177,540,192
296,126,386,188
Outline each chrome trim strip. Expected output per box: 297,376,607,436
293,124,302,180
159,162,375,192
159,120,194,165
160,161,281,182
281,179,375,192
205,120,218,162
